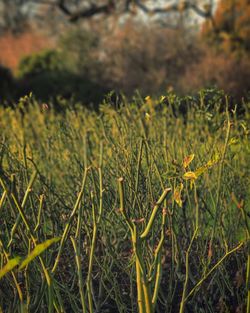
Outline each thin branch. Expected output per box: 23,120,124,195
184,242,244,303
134,0,212,19
57,0,116,22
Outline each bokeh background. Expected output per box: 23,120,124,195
0,0,249,106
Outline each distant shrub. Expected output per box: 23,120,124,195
17,49,63,78
16,48,108,107
59,28,100,75
196,0,250,102
0,65,15,102
201,0,250,53
99,22,198,96
179,48,250,102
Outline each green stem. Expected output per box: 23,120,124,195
70,236,87,313
86,200,97,313
210,108,231,257
152,208,167,308
184,242,244,303
52,168,88,273
179,228,198,313
140,188,171,239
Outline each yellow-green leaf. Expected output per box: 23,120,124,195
194,166,207,177
183,154,195,168
207,153,220,167
145,112,151,121
228,137,238,145
160,95,166,102
174,183,183,207
183,171,197,180
0,257,21,279
195,154,220,177
19,237,60,270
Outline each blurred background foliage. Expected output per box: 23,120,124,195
0,0,249,107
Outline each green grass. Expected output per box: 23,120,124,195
0,92,249,313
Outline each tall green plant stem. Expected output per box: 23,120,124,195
0,241,23,302
52,167,89,273
132,139,143,211
70,236,87,313
0,177,54,313
247,251,250,313
133,227,146,313
118,178,170,313
179,181,199,313
152,207,167,309
184,242,244,302
8,171,37,248
140,188,171,239
238,204,250,313
179,228,198,313
210,108,231,257
86,192,97,313
86,142,104,313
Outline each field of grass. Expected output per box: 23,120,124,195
0,92,249,313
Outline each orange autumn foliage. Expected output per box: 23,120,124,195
0,29,54,72
179,46,250,100
202,0,250,52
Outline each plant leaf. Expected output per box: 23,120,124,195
183,171,197,180
174,183,184,207
206,153,220,167
229,137,238,145
0,257,21,279
183,154,195,168
194,166,207,177
195,154,220,177
19,237,60,270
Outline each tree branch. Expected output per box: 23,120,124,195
134,0,212,19
0,0,216,30
57,0,116,22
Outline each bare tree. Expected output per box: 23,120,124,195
0,0,216,31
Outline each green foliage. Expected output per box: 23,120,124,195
0,93,249,312
0,257,21,280
0,238,60,279
59,28,100,74
16,44,108,106
17,49,63,78
19,237,60,270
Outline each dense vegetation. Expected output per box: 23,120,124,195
0,92,249,313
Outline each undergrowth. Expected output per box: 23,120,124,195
0,92,249,313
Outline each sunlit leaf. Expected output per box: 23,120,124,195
183,154,195,168
206,154,220,168
174,183,184,207
194,166,207,177
195,153,220,177
160,95,166,102
240,122,249,134
0,257,21,280
145,112,151,121
183,171,197,180
19,237,60,270
229,137,238,145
